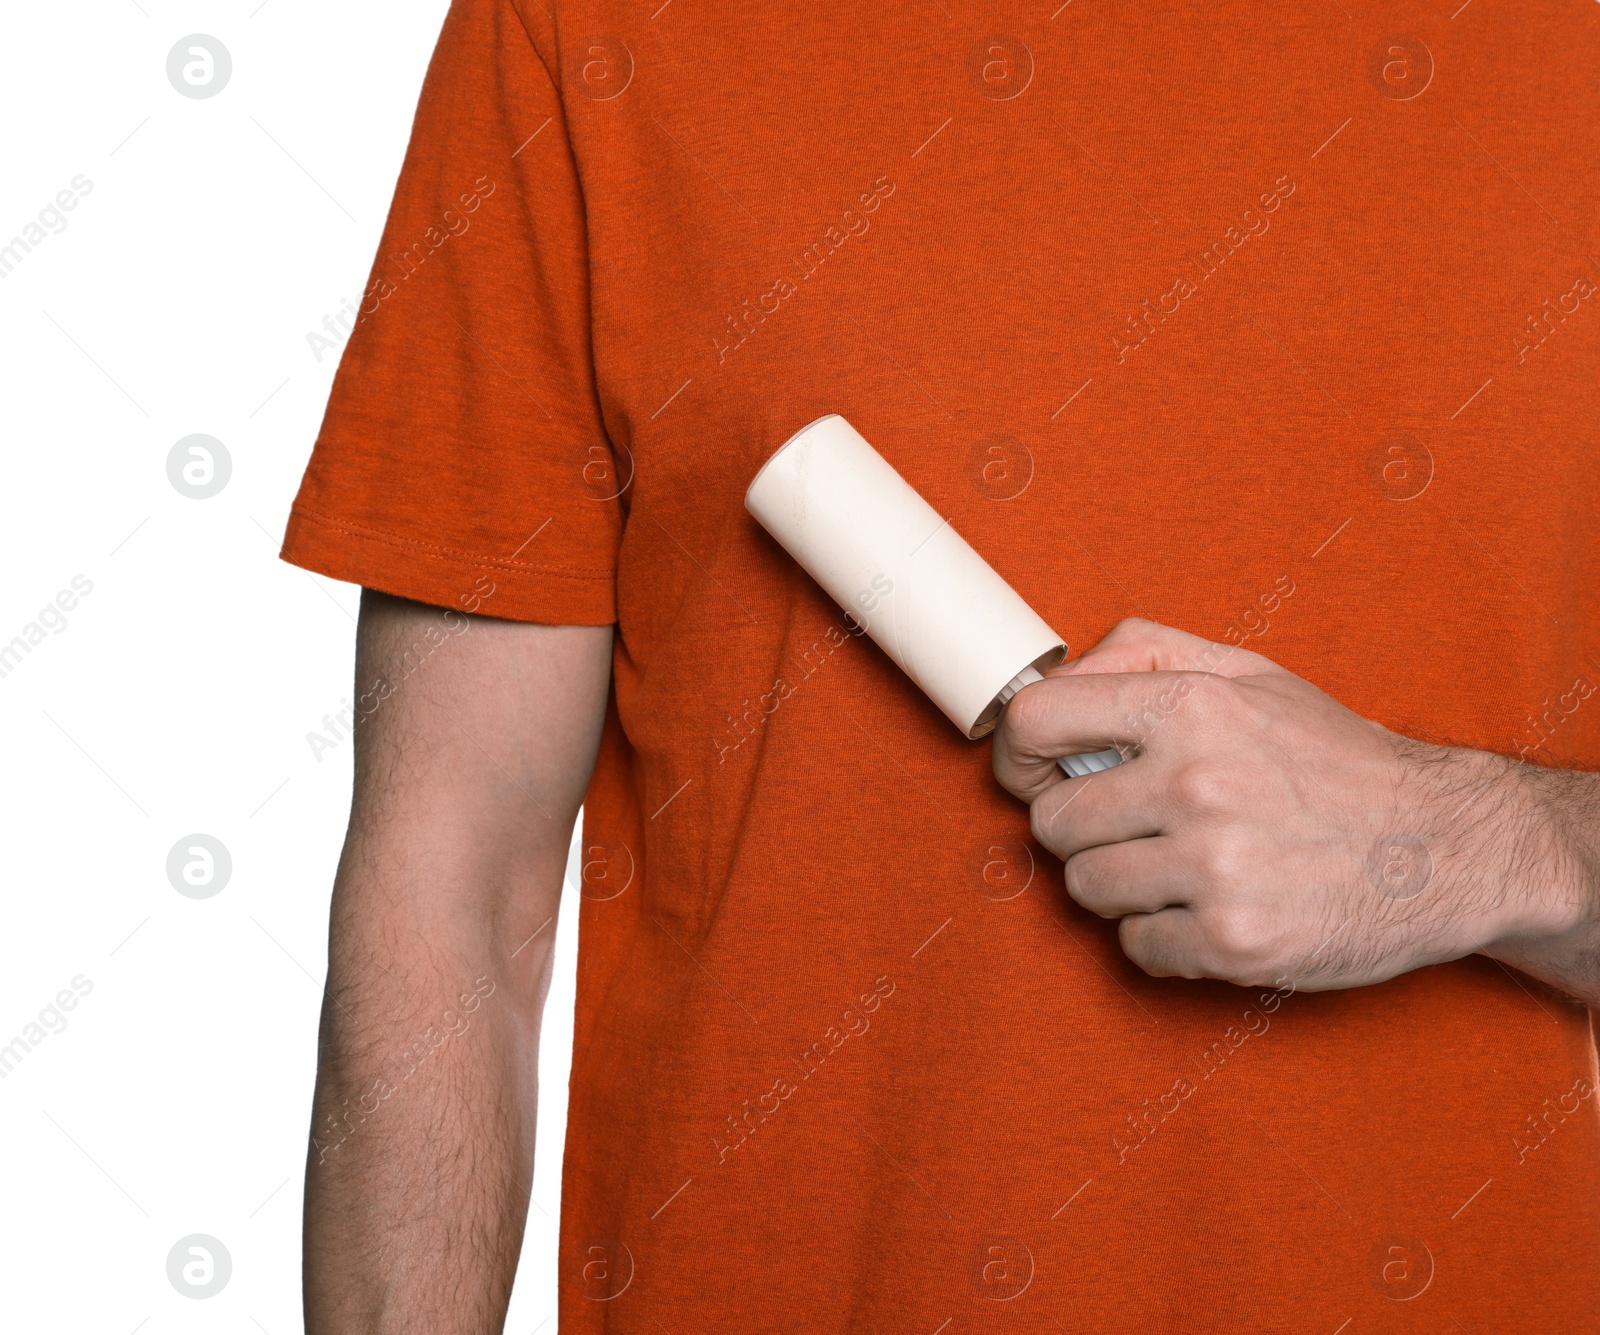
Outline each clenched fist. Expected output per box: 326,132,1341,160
993,618,1591,993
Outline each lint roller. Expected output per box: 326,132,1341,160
745,414,1123,779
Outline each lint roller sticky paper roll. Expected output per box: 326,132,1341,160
745,414,1124,779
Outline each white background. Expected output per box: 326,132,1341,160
0,3,575,1329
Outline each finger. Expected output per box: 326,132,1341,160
1117,908,1212,981
994,669,1211,800
1062,837,1190,918
1118,904,1290,988
1029,762,1162,860
1054,616,1281,680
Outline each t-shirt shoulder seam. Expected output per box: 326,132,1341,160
287,505,616,581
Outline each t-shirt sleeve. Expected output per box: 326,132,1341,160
279,0,623,625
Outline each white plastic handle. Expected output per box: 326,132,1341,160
997,664,1124,779
1061,748,1124,778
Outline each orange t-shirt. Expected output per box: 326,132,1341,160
283,0,1600,1326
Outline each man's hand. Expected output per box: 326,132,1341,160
994,618,1600,998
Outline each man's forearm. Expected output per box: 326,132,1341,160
304,857,555,1334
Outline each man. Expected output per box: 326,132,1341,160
282,0,1600,1328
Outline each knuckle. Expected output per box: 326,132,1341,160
1062,853,1101,905
1032,781,1084,853
1116,915,1153,967
1119,917,1185,979
1029,794,1057,848
1002,683,1051,746
1207,904,1267,968
1170,760,1233,814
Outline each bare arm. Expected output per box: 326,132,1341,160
1478,759,1600,1002
304,590,611,1334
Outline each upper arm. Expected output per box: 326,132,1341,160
336,590,612,945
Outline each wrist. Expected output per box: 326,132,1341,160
1470,751,1600,978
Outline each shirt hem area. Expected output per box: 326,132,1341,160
279,505,618,626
